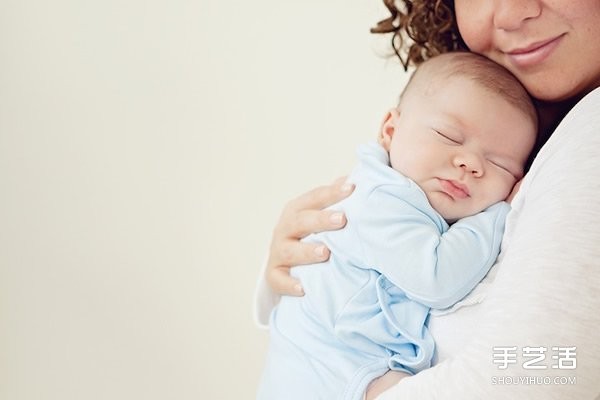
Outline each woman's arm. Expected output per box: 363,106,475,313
377,89,600,399
254,178,354,326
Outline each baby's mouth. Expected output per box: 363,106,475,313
438,179,470,199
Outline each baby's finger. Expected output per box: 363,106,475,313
506,179,523,203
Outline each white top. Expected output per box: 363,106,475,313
254,87,600,399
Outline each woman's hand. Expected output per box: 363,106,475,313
265,177,355,296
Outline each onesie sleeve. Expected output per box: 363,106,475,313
356,184,510,309
376,88,600,399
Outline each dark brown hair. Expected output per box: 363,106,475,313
371,0,467,70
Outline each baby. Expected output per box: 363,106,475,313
257,52,537,400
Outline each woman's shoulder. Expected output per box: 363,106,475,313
529,87,600,172
507,86,600,248
557,86,600,134
575,86,600,109
563,86,600,129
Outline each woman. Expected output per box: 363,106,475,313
256,0,600,398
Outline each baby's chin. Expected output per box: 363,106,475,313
438,211,473,225
426,193,484,224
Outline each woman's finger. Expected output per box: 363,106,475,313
286,178,354,212
266,240,332,296
279,209,349,239
273,239,331,267
266,266,304,297
265,177,354,296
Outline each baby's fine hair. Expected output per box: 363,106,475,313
401,52,538,127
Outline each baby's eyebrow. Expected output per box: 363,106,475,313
433,115,470,140
439,111,469,132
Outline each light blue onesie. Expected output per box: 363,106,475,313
257,142,510,400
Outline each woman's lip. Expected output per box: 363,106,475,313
505,34,565,68
439,179,470,199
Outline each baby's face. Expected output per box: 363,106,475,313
383,76,536,222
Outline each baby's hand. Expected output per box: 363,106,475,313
365,370,409,399
506,180,523,204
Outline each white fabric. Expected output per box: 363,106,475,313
254,87,600,398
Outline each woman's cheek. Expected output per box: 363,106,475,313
454,0,492,55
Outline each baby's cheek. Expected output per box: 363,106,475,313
490,177,515,202
389,153,420,180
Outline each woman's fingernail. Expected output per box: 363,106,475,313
341,183,353,193
294,284,304,295
330,212,344,225
314,245,326,257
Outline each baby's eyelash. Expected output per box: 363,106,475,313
489,160,513,175
434,130,460,144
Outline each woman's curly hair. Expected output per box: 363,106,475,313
371,0,468,70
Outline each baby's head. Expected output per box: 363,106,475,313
379,52,537,222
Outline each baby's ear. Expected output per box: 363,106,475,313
378,108,400,151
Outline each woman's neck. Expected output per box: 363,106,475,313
534,96,580,147
534,82,600,145
526,84,599,169
523,96,580,170
536,98,577,140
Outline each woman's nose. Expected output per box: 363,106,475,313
492,0,542,31
454,154,484,178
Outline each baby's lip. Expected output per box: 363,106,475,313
439,179,470,199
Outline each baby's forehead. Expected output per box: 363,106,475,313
409,70,536,161
405,53,515,97
401,60,472,102
408,60,490,96
402,54,537,131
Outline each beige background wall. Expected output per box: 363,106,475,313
0,1,409,398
